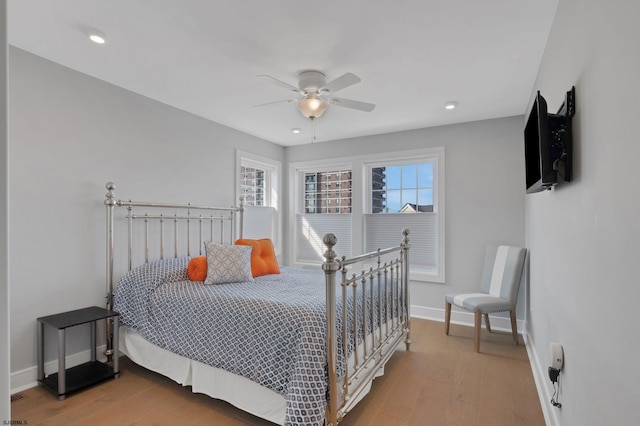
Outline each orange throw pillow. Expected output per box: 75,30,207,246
187,256,207,281
235,238,280,277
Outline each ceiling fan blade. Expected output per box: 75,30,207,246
257,75,301,93
328,97,375,112
252,99,296,108
321,73,361,93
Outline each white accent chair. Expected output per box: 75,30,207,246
445,245,527,352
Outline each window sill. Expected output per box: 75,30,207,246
410,269,445,284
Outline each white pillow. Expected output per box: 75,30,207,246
204,242,253,284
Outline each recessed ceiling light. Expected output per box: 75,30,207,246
89,34,106,44
445,101,458,110
291,128,301,134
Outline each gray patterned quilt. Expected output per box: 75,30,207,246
113,257,387,426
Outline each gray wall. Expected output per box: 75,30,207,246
8,48,284,375
285,117,526,321
1,0,9,418
527,0,640,424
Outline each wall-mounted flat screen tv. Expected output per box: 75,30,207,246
524,87,575,194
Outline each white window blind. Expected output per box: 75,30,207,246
243,206,276,241
296,213,352,264
364,212,437,271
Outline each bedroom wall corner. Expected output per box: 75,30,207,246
0,0,9,419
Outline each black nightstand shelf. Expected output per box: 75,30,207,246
37,306,120,400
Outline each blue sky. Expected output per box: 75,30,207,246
379,163,433,212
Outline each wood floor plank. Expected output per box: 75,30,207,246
11,319,545,426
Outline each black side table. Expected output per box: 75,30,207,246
37,306,120,400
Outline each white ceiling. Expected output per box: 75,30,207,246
8,0,559,146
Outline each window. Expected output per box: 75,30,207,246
365,151,444,282
289,148,444,282
295,167,352,264
371,163,433,213
240,165,265,207
237,152,281,254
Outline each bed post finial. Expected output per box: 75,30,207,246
105,182,116,204
322,233,338,264
402,228,410,245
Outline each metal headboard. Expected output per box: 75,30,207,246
103,182,244,358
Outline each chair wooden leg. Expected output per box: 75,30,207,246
445,302,452,335
474,311,481,352
510,308,518,345
483,313,491,333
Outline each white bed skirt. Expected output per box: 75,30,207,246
119,325,287,425
119,325,387,425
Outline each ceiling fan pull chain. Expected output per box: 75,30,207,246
312,117,316,143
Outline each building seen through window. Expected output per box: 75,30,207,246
240,166,265,206
304,170,352,214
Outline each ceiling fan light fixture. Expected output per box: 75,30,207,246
445,101,458,110
297,93,328,119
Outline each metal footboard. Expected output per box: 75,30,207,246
323,229,411,425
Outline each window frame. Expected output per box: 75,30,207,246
364,150,444,282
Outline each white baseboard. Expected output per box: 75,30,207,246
410,305,526,334
11,345,107,394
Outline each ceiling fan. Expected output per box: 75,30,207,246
256,70,376,119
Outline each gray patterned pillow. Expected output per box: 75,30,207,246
204,242,254,284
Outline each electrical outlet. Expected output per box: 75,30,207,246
550,343,564,370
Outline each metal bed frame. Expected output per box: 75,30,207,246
104,182,412,426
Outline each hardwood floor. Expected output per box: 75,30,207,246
11,319,545,425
